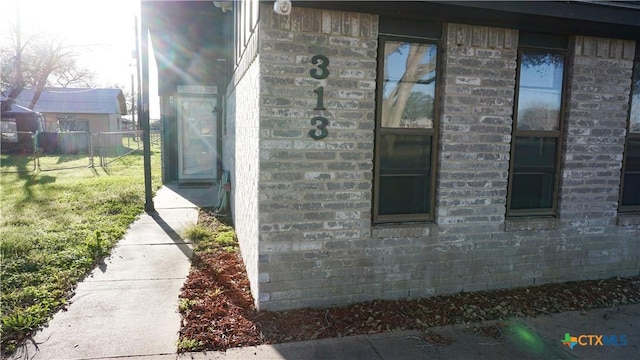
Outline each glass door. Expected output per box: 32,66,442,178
177,96,217,180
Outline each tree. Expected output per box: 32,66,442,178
106,82,137,119
517,100,560,131
381,42,437,128
401,92,435,127
1,12,95,111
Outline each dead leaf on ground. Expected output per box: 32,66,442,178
177,209,640,353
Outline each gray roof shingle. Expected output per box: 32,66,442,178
13,88,127,115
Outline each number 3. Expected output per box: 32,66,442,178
309,116,329,140
310,55,330,79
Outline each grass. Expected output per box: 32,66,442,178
183,216,238,253
176,338,204,352
0,146,162,354
183,225,214,243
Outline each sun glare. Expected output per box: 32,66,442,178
2,0,159,117
2,0,141,87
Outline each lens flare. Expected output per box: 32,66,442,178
508,320,546,354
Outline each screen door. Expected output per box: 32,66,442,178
177,96,217,180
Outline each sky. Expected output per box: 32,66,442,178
1,0,159,116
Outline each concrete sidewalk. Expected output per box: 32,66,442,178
178,304,638,360
9,184,217,360
7,184,639,360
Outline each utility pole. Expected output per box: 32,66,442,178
139,7,154,212
135,16,142,133
131,73,136,138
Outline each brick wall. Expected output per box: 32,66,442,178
437,24,517,232
561,36,635,227
555,36,638,279
257,5,378,309
228,5,639,311
431,24,520,293
225,54,261,301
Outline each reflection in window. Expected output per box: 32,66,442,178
516,53,564,131
620,59,640,211
381,41,437,129
508,48,566,216
1,119,18,143
374,37,439,223
630,63,640,134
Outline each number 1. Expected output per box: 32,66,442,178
313,86,325,110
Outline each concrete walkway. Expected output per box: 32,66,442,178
9,184,217,360
188,304,639,360
7,184,640,359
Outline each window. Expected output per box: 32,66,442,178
373,37,439,223
620,57,640,212
507,34,567,216
1,118,18,143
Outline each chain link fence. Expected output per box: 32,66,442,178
98,131,161,166
0,131,38,173
1,130,162,174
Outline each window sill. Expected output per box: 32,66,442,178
372,222,436,238
504,217,557,232
617,213,640,226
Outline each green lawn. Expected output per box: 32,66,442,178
0,147,162,354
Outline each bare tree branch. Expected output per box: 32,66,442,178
1,24,96,109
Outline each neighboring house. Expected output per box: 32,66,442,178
13,88,128,133
143,1,640,311
1,101,45,153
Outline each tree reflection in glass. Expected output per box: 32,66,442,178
516,53,564,131
381,41,437,129
630,65,640,133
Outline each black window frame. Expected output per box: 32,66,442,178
373,35,441,224
507,36,568,217
619,54,640,213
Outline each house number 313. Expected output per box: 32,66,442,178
309,55,329,140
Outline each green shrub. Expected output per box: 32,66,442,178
176,338,204,352
214,231,236,247
183,225,214,243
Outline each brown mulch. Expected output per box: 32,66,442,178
177,210,640,352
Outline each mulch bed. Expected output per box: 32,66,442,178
177,210,640,352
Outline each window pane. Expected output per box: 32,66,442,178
378,175,429,215
622,138,640,206
381,41,437,129
516,53,564,131
1,119,18,143
378,134,431,217
630,62,640,133
380,134,431,172
510,137,557,210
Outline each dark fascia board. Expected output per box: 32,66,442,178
294,1,640,40
437,1,640,26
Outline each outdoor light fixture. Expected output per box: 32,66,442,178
213,0,232,12
274,0,292,15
